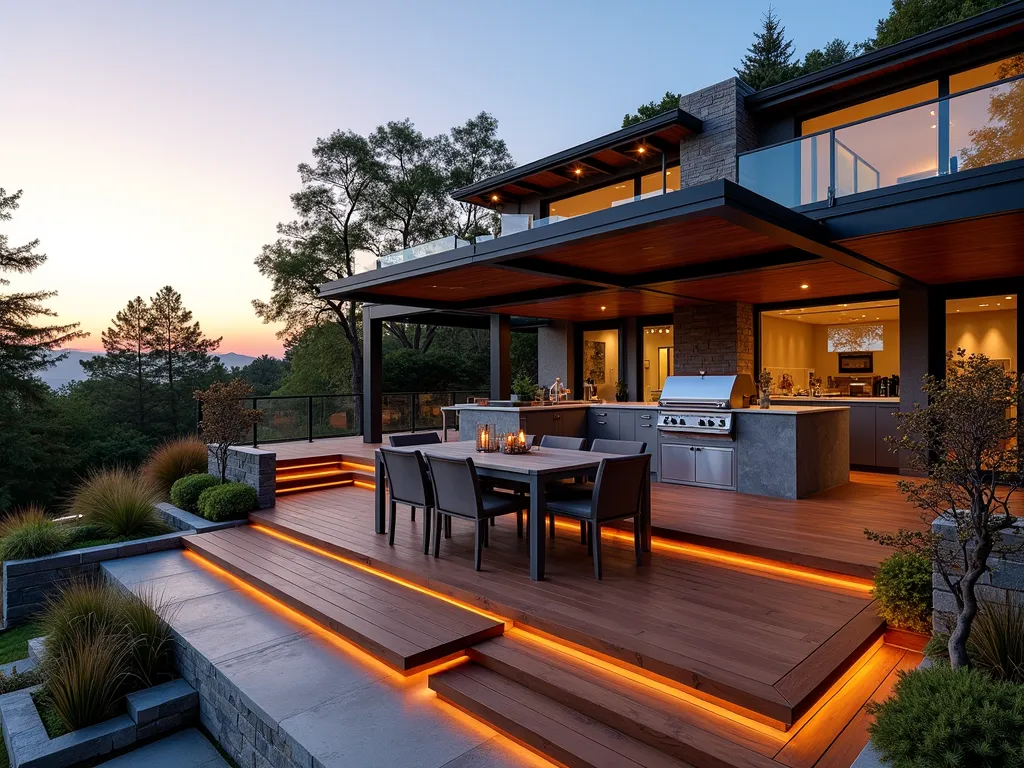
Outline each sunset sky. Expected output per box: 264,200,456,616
2,0,889,358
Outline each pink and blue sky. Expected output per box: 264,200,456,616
1,0,889,357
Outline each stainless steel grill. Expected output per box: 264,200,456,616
657,374,755,435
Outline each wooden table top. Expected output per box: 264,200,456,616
380,440,627,475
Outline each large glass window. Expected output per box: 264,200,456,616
801,82,938,135
759,299,900,397
946,294,1017,372
641,324,673,401
548,180,634,219
950,54,1024,94
640,166,680,196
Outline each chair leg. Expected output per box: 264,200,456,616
587,522,593,556
410,506,416,522
422,505,432,555
444,515,451,538
474,521,483,571
634,515,643,566
483,520,489,547
433,511,443,558
593,522,603,580
516,510,523,539
579,521,586,544
490,517,496,527
388,500,397,546
548,512,555,539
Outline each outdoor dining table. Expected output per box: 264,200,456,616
373,440,652,581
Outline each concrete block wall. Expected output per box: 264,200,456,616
677,78,758,188
673,303,754,376
208,445,276,509
932,516,1024,632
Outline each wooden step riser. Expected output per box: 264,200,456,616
467,644,774,768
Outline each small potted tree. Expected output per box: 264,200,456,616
512,376,538,405
614,380,628,402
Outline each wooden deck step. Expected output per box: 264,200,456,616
182,526,503,673
275,456,375,495
465,633,782,768
430,663,696,768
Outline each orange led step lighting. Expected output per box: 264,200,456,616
274,479,354,495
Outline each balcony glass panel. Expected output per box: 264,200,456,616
948,78,1024,173
801,82,938,135
833,102,937,194
737,133,830,207
377,235,470,268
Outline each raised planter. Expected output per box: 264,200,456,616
0,678,198,768
2,532,185,629
156,503,247,534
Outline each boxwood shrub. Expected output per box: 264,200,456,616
197,482,258,522
872,550,932,633
868,663,1024,767
170,473,220,513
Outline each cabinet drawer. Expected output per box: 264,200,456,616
587,410,619,442
633,411,656,452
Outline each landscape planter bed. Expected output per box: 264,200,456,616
155,502,247,534
0,677,198,768
1,532,184,628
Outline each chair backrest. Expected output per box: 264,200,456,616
379,448,432,507
524,434,536,447
539,435,586,451
590,438,647,455
592,454,650,522
388,432,442,447
426,454,483,520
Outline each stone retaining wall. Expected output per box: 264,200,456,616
932,516,1024,632
2,533,183,628
208,445,276,509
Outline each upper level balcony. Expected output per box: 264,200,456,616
738,74,1024,209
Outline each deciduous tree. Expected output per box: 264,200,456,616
196,380,263,482
864,0,1009,51
958,55,1024,171
801,39,856,75
622,91,682,128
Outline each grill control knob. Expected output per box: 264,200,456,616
670,417,678,425
698,419,706,427
719,419,726,427
678,418,685,425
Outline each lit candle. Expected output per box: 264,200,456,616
518,429,526,447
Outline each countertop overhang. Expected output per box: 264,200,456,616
442,402,849,415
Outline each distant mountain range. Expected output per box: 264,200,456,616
40,350,261,390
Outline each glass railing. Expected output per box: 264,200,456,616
376,235,471,269
738,75,1024,207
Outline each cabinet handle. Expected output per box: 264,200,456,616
596,421,607,425
640,424,651,429
688,446,694,451
640,414,652,419
694,447,702,451
595,412,607,416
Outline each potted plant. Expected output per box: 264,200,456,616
758,368,773,409
512,376,538,405
614,380,628,402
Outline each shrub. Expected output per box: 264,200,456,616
868,664,1024,767
69,467,169,538
0,505,73,562
928,595,1024,684
872,551,932,633
143,437,209,496
197,482,257,522
119,585,176,689
39,580,126,660
170,473,220,513
0,665,42,695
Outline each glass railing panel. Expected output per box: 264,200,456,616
531,214,570,228
382,394,414,433
738,133,830,207
948,78,1024,173
312,395,361,439
254,397,308,442
834,102,936,195
377,235,470,268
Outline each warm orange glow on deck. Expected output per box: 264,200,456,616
275,479,355,494
342,460,375,472
276,460,343,472
276,468,346,481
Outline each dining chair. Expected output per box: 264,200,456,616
538,434,587,538
571,438,648,542
426,455,526,571
387,433,442,521
544,453,651,579
379,448,434,554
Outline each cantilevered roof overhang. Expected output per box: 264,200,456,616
319,180,916,322
452,108,703,208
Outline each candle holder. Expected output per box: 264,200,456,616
475,423,499,452
500,430,533,455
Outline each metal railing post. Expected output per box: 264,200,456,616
828,129,836,206
252,397,259,447
411,394,417,433
307,396,314,442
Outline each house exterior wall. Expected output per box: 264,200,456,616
538,321,575,393
677,78,758,187
673,303,754,376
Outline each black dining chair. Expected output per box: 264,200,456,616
426,455,526,571
568,438,649,543
379,448,434,554
538,434,587,538
544,453,651,579
387,433,442,521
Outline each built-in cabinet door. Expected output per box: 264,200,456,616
874,406,901,468
848,405,877,466
617,411,636,442
555,409,587,438
520,412,556,441
587,409,619,442
660,444,696,483
694,446,734,488
633,411,657,472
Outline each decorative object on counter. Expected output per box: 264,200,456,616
780,372,794,395
512,375,539,405
758,368,773,409
471,396,489,406
614,380,628,402
475,423,499,452
583,377,597,401
500,429,532,455
548,376,569,402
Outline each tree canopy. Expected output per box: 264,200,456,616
864,0,1010,51
622,92,682,128
735,7,802,90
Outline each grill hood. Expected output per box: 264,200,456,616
658,374,755,410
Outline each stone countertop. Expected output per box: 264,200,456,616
733,405,850,414
772,396,900,404
442,402,594,412
444,402,845,414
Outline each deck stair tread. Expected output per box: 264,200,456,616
429,663,697,768
467,633,783,767
182,526,503,673
275,455,375,494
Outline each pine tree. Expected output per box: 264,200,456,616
81,296,157,431
0,187,85,399
735,7,802,90
145,286,221,433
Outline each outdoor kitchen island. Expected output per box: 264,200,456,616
443,397,849,500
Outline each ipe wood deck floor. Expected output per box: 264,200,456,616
250,485,881,727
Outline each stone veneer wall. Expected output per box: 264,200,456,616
673,303,754,376
932,516,1024,632
677,78,758,187
208,445,276,509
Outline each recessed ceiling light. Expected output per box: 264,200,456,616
1006,296,1014,300
574,168,582,175
600,305,606,311
800,284,809,289
930,110,936,116
638,146,646,154
491,194,499,202
841,304,847,307
980,303,990,307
